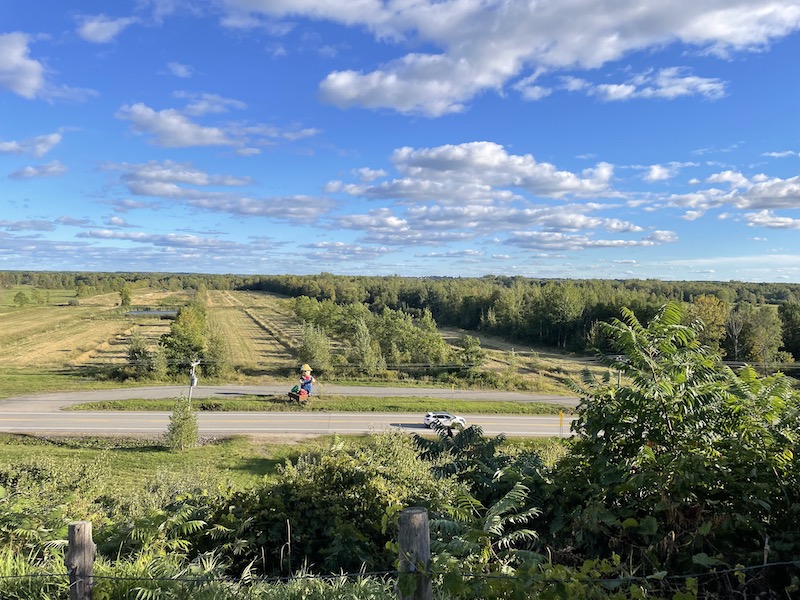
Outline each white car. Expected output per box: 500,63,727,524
423,411,466,428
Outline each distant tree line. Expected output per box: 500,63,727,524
5,270,800,370
247,274,800,369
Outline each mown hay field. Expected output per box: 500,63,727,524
0,288,300,380
0,293,129,367
0,286,590,397
205,290,301,377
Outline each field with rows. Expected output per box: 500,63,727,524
0,288,304,373
0,286,596,397
0,288,304,396
205,290,302,377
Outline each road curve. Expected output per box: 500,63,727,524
0,385,578,438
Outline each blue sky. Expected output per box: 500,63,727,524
3,1,800,281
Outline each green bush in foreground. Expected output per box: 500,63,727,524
547,303,800,593
209,432,463,575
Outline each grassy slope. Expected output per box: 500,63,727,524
0,287,599,405
0,433,337,492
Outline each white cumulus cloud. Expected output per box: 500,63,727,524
77,14,139,43
0,33,45,98
116,103,237,147
224,0,800,115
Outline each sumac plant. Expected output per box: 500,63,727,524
547,303,800,593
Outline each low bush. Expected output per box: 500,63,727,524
207,433,463,575
165,395,199,451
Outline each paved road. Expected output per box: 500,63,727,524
0,411,573,437
0,385,578,437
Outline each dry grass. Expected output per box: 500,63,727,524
0,288,305,378
0,304,125,366
205,290,301,377
0,287,593,395
439,326,607,390
0,288,192,369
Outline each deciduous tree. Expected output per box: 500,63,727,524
13,291,28,307
743,305,784,373
298,323,333,376
725,304,747,361
687,294,728,352
778,301,800,360
348,317,385,376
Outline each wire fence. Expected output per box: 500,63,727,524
3,560,798,586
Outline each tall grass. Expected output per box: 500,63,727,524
0,549,69,599
0,548,405,599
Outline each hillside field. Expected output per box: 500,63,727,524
0,287,597,398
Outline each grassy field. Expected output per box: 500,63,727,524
0,285,78,308
0,433,343,495
205,290,301,378
0,286,602,400
0,432,568,495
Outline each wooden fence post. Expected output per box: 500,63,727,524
397,507,432,600
65,521,95,600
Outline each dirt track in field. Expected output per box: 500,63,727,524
205,290,302,376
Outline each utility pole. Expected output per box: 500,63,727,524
188,360,200,401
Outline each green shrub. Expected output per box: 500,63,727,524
164,395,198,452
550,303,800,579
209,432,463,575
